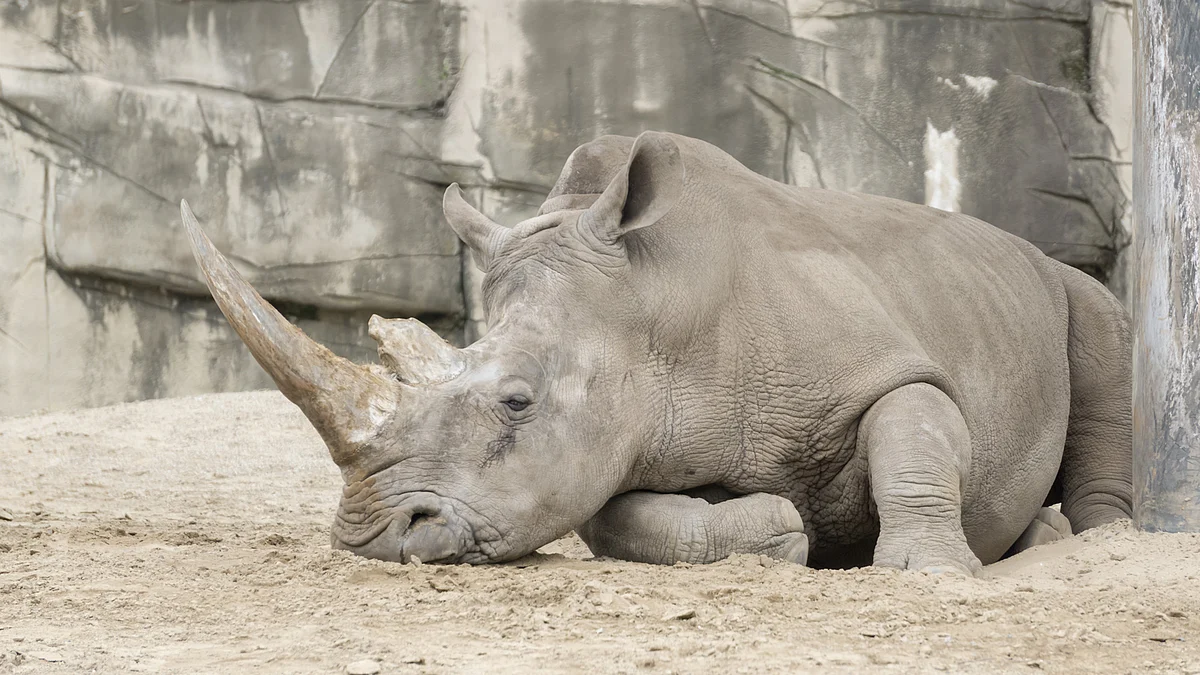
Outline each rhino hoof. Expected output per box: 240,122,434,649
779,533,809,565
874,537,983,577
764,532,809,566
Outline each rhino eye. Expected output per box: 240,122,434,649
503,396,530,413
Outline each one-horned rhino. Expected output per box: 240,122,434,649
179,131,1132,574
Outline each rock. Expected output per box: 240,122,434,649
0,508,12,521
0,70,466,317
662,608,696,621
400,656,425,665
493,0,1122,272
0,0,1131,416
25,651,64,663
346,659,381,675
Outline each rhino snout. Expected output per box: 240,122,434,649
333,497,471,564
399,515,462,563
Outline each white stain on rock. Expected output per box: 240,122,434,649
963,75,999,97
923,121,961,212
296,2,359,89
786,133,822,188
440,0,524,183
194,152,209,185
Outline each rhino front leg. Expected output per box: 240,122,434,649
576,491,809,565
860,383,983,576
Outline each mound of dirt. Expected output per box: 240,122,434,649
1,391,1198,673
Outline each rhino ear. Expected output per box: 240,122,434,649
582,131,685,246
443,183,509,270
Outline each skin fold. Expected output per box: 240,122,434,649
181,131,1133,574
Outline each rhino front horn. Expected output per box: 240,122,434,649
179,200,399,465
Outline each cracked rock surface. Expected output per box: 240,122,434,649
0,0,1129,415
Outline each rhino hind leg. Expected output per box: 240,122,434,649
1007,507,1074,555
1054,262,1134,532
575,491,809,565
859,383,983,576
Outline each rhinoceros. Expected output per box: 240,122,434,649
179,131,1132,575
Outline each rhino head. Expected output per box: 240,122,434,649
182,131,687,563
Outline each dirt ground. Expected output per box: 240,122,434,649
1,391,1198,674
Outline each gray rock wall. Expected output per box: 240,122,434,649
0,0,1132,416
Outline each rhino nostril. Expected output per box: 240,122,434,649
399,510,459,563
407,513,435,531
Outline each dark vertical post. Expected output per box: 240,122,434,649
1133,0,1200,532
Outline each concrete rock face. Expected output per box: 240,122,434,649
0,0,1131,415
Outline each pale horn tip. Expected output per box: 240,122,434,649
179,198,204,243
178,198,220,277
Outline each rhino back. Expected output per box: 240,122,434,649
642,137,1070,558
777,189,1071,558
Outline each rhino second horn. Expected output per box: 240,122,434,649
179,200,399,465
368,315,466,385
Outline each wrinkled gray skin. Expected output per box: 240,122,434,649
181,131,1132,575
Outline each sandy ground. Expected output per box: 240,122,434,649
1,392,1199,674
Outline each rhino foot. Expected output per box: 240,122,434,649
736,492,810,565
767,530,811,565
577,491,809,566
872,531,983,577
1008,507,1073,555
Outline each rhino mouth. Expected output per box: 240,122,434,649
331,488,500,564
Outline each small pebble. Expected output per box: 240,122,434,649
346,659,381,674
